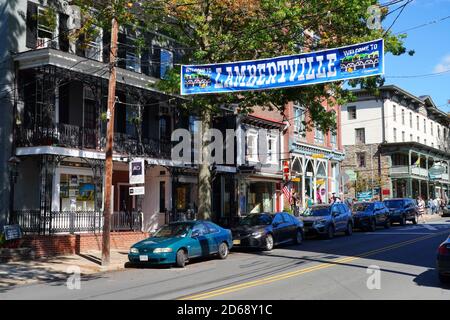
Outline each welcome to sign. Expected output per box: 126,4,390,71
181,39,383,95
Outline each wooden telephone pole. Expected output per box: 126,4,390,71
102,16,119,266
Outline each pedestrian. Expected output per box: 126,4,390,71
417,196,426,223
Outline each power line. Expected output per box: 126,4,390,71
385,69,450,78
383,0,413,36
394,14,450,34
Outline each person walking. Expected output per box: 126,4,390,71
417,196,426,223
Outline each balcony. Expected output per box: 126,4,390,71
390,166,428,177
16,122,172,160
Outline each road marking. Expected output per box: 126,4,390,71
178,230,449,300
421,224,438,231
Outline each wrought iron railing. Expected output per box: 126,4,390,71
16,122,172,159
10,210,143,235
17,123,98,150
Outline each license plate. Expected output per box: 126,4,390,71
139,255,148,262
233,240,241,245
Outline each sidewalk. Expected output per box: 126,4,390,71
0,249,129,292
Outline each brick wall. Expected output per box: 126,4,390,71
13,232,149,258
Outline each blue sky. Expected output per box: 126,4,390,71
382,0,450,112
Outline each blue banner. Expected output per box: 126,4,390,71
181,39,383,95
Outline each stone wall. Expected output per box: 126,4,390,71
341,143,391,199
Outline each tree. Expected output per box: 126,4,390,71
142,0,411,219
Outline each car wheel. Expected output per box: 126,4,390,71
369,219,376,232
345,222,353,236
294,229,303,244
218,242,229,259
326,225,335,239
264,234,274,251
384,218,391,229
175,249,187,268
400,215,406,226
412,216,418,225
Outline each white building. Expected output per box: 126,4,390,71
341,85,450,201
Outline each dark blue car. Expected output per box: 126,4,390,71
353,201,390,231
301,203,353,239
128,221,233,267
383,198,418,225
231,212,303,251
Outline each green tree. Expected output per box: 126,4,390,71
44,0,411,220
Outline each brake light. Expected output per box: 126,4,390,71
438,244,449,255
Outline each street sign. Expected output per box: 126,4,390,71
3,225,22,241
129,158,145,185
129,186,145,196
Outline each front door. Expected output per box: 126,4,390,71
119,185,133,213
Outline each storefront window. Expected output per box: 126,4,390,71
60,174,95,211
246,182,274,214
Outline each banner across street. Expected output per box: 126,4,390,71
181,39,384,95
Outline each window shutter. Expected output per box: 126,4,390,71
151,47,161,78
26,1,38,48
102,29,111,63
59,13,69,52
117,32,127,69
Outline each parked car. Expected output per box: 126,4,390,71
352,201,390,231
300,203,353,239
128,221,233,268
383,198,418,225
231,212,303,251
437,235,450,283
442,201,450,217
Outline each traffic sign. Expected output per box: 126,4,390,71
129,186,145,195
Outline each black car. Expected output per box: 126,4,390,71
231,212,303,251
437,235,450,283
300,203,353,239
383,198,418,225
352,201,390,231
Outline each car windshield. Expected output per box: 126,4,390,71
301,207,331,217
353,203,374,212
153,224,191,238
239,214,273,226
384,200,403,208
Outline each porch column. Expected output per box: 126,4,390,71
301,155,306,208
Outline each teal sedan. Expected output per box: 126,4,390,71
128,220,233,267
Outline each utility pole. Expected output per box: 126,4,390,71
102,16,119,266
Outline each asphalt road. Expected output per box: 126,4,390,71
2,217,450,300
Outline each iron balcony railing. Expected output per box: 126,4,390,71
10,210,143,235
16,122,172,159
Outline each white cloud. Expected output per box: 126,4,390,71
434,54,450,73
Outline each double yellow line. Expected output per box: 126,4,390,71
178,230,449,300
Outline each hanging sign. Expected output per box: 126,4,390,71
129,158,145,185
181,39,384,95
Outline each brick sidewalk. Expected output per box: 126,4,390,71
0,250,129,292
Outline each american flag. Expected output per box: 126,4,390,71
282,182,293,205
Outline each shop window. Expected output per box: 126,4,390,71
59,173,95,211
